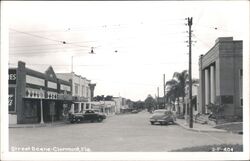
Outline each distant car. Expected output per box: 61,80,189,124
69,110,106,123
131,110,139,114
149,109,176,125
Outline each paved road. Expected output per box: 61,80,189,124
9,111,242,152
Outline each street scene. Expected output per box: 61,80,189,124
2,1,249,161
9,111,242,152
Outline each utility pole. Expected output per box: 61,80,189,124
157,87,159,109
71,56,73,73
163,74,166,109
188,17,193,128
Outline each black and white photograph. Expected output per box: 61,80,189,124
1,1,249,160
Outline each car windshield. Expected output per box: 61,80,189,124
85,110,94,114
153,110,167,114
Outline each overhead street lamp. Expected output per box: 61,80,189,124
71,47,96,73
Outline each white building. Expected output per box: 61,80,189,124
56,72,93,113
113,97,122,114
90,101,115,115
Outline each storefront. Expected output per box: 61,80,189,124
8,61,72,124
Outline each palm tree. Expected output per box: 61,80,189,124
165,79,179,110
165,70,189,114
173,70,188,98
166,70,199,114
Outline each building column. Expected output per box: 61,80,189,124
205,69,210,113
78,103,81,113
210,65,215,104
89,84,96,101
71,104,75,114
84,102,86,110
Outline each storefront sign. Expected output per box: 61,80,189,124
60,84,71,92
26,75,45,87
9,69,17,84
48,81,57,89
9,87,16,112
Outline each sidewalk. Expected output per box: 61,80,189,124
9,121,68,128
175,119,227,133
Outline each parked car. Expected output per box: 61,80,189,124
69,110,106,123
131,110,139,114
149,109,176,125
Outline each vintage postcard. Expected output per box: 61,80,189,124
1,1,249,161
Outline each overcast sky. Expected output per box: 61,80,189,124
4,1,249,101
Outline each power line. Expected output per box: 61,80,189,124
12,20,185,34
10,28,98,49
8,61,192,67
10,40,98,48
10,45,89,52
10,28,64,44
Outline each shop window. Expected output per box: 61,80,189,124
62,104,70,116
75,83,79,95
86,103,89,109
80,103,84,112
24,100,37,117
74,103,79,113
82,86,84,97
86,87,89,97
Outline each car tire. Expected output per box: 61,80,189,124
77,118,81,123
150,121,154,125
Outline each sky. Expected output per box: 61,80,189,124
3,1,249,101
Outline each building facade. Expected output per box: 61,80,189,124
56,72,96,114
9,61,72,124
198,37,243,119
113,97,122,114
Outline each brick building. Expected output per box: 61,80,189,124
9,61,72,124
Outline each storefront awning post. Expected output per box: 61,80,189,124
40,88,44,124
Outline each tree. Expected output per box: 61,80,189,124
133,101,145,110
165,70,190,114
144,94,157,112
166,79,179,110
105,95,113,101
93,95,104,101
172,70,189,114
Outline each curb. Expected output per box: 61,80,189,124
9,122,68,128
175,122,228,133
213,122,243,128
